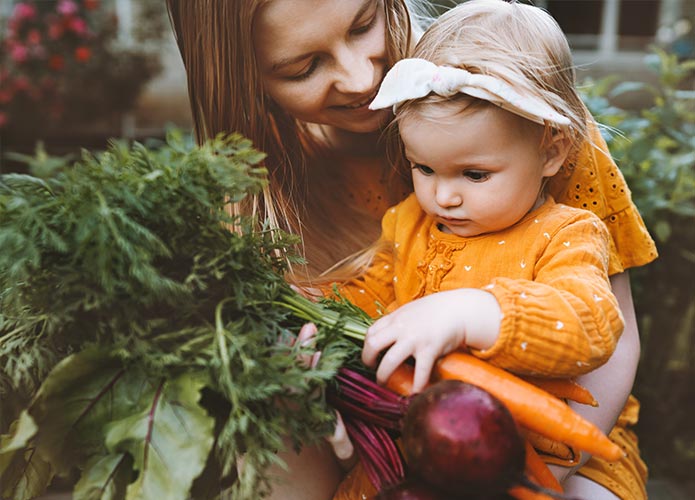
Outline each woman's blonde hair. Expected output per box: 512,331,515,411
165,0,413,247
392,0,591,170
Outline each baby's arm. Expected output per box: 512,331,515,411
477,212,623,377
363,210,622,391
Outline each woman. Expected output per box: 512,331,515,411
165,1,656,498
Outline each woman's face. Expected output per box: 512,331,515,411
253,0,392,133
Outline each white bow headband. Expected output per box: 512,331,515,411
369,58,570,127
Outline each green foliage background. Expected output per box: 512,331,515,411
581,49,695,485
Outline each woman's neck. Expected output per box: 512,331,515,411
315,124,386,157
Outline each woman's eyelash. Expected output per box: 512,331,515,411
288,59,320,81
352,13,378,35
285,9,378,81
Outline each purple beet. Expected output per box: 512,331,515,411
401,380,526,497
373,478,449,500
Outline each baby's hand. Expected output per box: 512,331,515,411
362,289,502,392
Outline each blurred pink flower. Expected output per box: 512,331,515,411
48,21,64,40
69,17,88,35
10,44,29,63
12,3,38,21
0,88,13,104
28,29,42,45
57,0,79,16
13,76,30,92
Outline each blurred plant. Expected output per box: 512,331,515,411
581,48,695,482
0,0,163,137
657,15,695,61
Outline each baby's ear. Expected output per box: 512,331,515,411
541,131,572,178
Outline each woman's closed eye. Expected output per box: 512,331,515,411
286,57,321,81
351,10,378,36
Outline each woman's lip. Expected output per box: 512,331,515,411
336,90,379,109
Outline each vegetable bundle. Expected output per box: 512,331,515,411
0,132,357,500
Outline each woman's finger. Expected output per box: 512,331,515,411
326,412,354,462
294,322,318,367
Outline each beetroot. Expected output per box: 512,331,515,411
402,380,525,497
373,479,449,500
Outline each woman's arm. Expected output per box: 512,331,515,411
262,443,343,500
550,271,640,480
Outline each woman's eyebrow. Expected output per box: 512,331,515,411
269,0,375,73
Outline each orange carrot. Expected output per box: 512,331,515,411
521,376,598,407
523,440,563,492
432,351,623,462
508,484,556,500
523,429,576,462
384,362,416,396
507,443,562,500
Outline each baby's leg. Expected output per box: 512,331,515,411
563,474,620,499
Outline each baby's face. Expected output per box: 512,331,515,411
401,104,552,238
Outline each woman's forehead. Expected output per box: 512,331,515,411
254,0,376,59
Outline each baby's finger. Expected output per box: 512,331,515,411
411,355,435,393
375,343,411,386
362,328,396,368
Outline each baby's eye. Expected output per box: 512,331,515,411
412,164,434,175
464,170,489,182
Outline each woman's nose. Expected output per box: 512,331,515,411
333,46,374,94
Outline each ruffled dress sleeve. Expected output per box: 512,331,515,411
547,121,658,274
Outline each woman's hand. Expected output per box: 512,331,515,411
294,323,357,467
362,289,503,393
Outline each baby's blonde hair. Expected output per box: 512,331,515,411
391,0,591,169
